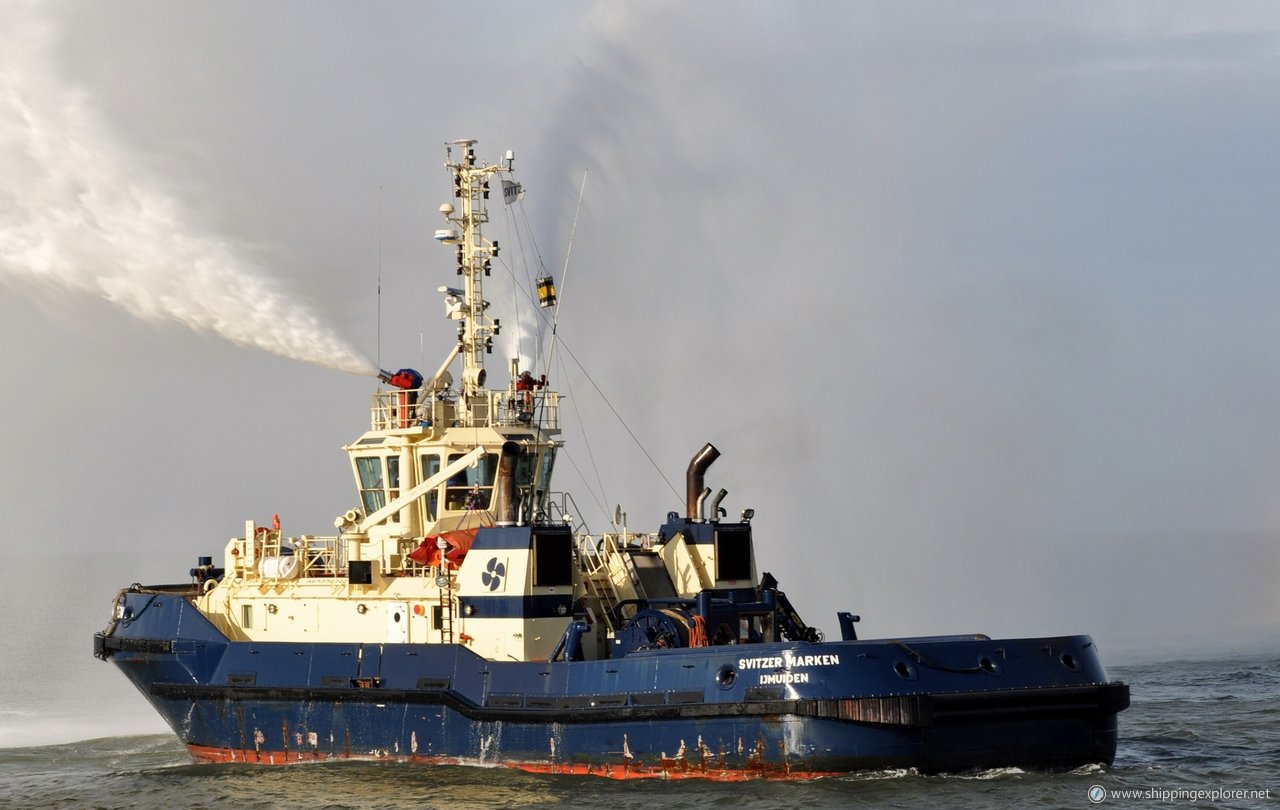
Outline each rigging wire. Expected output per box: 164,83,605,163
518,195,553,367
554,336,683,505
376,185,383,375
489,172,683,508
554,342,612,525
500,201,527,370
501,185,553,370
490,247,683,506
555,442,611,530
541,171,587,386
537,172,616,523
514,198,549,365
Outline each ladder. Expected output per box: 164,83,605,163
438,573,455,643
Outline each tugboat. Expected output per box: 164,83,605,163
94,139,1128,779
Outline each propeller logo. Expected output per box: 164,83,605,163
481,557,505,591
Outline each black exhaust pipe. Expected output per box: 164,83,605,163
685,443,720,520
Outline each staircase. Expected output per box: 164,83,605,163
576,533,641,632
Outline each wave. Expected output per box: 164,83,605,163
0,714,170,751
0,733,177,755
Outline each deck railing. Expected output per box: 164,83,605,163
242,534,449,581
371,389,560,431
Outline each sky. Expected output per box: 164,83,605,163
2,1,1280,743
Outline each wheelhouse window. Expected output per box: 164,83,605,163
386,455,400,522
505,450,545,516
514,452,536,490
537,448,556,491
420,454,441,520
356,456,386,514
446,453,498,511
533,448,556,515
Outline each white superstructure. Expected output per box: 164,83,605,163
193,141,751,663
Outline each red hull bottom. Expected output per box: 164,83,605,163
185,743,843,781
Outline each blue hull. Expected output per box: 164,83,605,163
96,588,1127,778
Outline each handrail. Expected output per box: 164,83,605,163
544,490,588,534
370,389,559,431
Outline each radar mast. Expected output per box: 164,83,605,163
436,139,511,407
